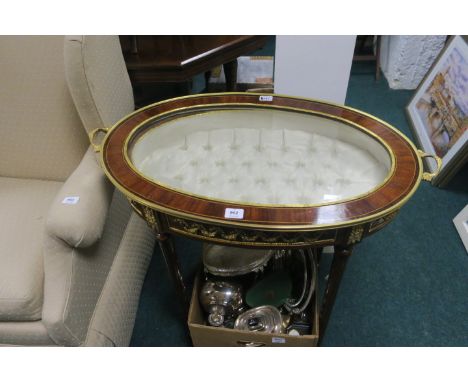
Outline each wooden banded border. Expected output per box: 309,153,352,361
101,93,421,229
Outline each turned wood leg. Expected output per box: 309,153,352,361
319,245,353,344
156,233,189,311
224,59,238,91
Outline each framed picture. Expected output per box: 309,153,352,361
406,36,468,186
453,204,468,254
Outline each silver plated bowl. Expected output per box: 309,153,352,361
203,244,273,277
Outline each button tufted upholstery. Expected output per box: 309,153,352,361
131,109,392,205
0,36,154,346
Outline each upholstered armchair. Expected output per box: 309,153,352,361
0,36,155,346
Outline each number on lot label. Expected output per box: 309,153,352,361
224,208,244,219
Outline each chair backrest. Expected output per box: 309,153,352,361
0,36,89,181
64,35,135,135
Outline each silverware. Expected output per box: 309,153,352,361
203,245,273,277
199,280,244,327
283,249,316,314
234,305,283,334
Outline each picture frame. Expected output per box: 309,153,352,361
453,204,468,254
406,35,468,186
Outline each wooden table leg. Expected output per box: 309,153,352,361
156,233,189,312
319,245,353,344
223,59,238,91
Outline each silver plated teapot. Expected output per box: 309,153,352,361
199,280,244,327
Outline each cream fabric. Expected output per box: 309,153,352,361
64,35,134,133
84,213,154,346
0,36,89,181
42,191,132,345
132,109,392,205
0,35,154,347
46,147,113,248
0,321,55,346
0,176,63,321
83,329,115,347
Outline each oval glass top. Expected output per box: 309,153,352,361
129,108,392,206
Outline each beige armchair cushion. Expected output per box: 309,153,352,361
0,321,54,346
0,176,62,321
46,147,113,248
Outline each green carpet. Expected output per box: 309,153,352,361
130,62,468,347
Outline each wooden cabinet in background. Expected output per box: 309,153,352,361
119,36,268,106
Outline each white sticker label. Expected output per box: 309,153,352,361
259,95,273,102
224,208,244,219
272,337,286,344
62,196,80,205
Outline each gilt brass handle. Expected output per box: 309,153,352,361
418,150,442,182
88,127,109,153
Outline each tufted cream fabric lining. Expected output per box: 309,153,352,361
0,176,63,321
0,36,89,181
131,109,392,205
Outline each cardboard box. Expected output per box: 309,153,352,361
188,271,319,347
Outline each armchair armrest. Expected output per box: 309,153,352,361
46,147,113,248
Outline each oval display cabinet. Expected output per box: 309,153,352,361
92,93,440,248
90,93,441,335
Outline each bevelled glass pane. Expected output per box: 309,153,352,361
130,108,392,205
